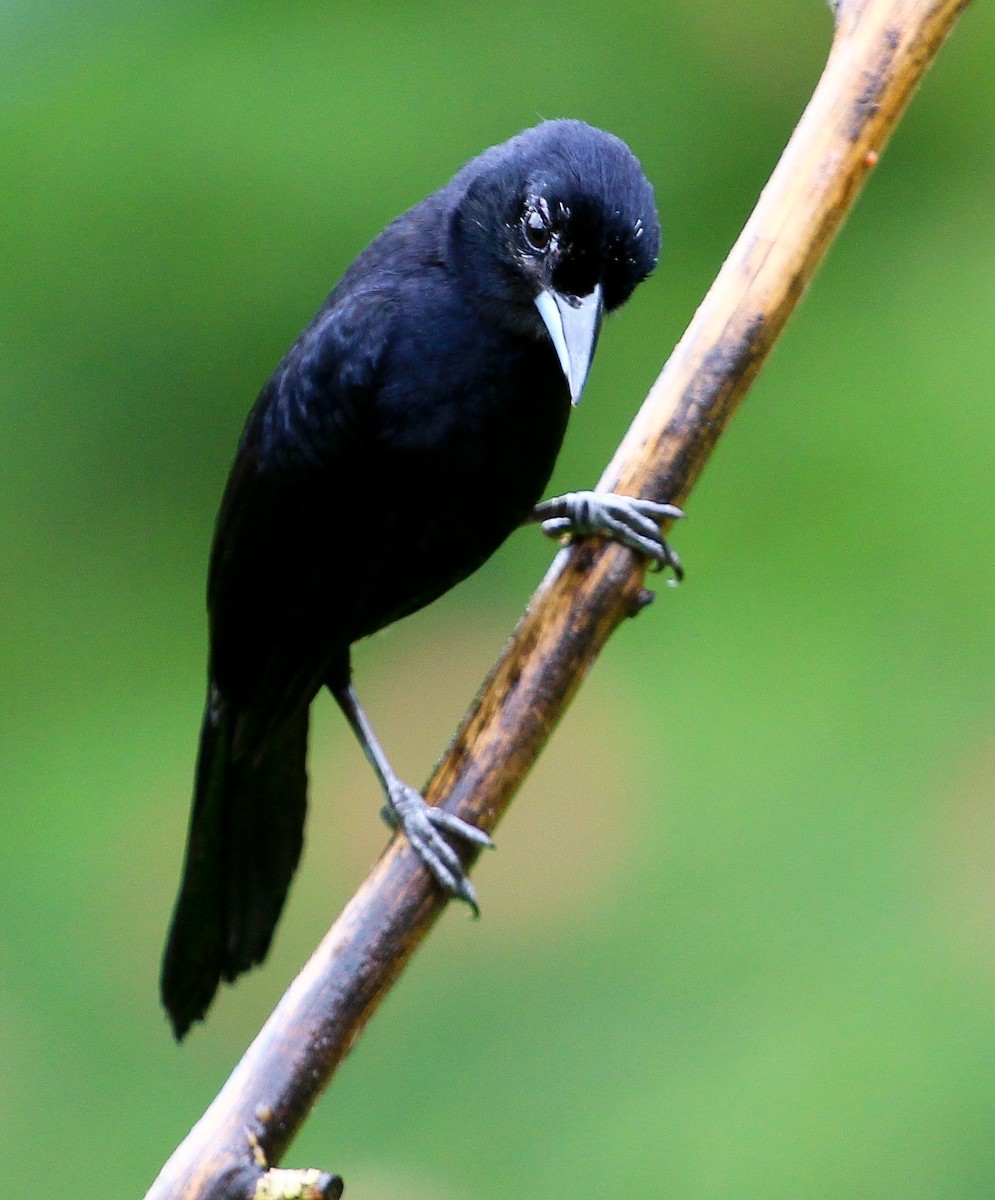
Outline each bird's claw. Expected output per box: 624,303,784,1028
382,785,493,914
533,490,684,580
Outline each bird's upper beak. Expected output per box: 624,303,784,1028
534,284,604,405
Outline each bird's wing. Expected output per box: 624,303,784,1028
206,282,394,754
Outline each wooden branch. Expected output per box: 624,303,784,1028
146,1,970,1195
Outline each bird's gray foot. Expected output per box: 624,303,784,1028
381,783,494,914
533,490,684,579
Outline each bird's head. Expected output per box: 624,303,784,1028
449,119,660,404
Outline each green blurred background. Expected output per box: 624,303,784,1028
2,2,993,1196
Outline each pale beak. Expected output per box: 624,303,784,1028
534,283,604,405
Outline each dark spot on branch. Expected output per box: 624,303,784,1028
851,77,882,136
628,588,656,617
693,312,766,413
849,29,899,141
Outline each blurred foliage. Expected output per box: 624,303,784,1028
2,2,993,1197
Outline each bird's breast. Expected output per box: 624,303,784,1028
382,341,567,516
338,327,570,637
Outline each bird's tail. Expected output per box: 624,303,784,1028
160,695,309,1040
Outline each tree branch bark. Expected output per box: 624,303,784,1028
146,1,971,1195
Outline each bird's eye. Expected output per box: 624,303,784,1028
522,207,552,252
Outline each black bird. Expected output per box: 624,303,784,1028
161,119,680,1039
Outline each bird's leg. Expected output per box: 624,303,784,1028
529,490,685,579
332,682,493,913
